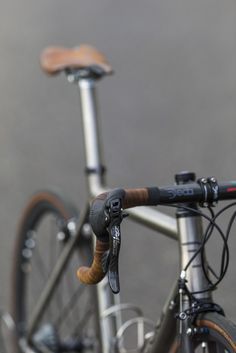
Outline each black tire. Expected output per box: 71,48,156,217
194,311,236,352
169,311,236,353
11,191,101,353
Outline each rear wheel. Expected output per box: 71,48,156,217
11,191,101,353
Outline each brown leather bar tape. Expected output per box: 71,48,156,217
77,240,109,284
77,187,157,286
123,188,150,208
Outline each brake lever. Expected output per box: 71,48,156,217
108,222,121,293
103,198,128,294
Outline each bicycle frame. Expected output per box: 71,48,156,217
78,79,177,240
24,77,213,353
78,78,213,353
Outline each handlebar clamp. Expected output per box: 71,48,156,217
197,177,219,207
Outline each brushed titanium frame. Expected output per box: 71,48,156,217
24,78,211,353
78,78,211,353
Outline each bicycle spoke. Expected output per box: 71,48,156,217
53,284,86,329
66,260,81,323
32,240,49,281
71,304,94,338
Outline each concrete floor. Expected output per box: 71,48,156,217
0,0,236,345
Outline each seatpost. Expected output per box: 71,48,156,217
77,78,106,197
77,77,122,353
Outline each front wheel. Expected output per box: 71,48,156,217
168,311,236,353
11,190,102,353
194,311,236,352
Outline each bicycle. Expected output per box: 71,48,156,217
10,44,236,353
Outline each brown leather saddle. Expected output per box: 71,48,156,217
40,45,112,76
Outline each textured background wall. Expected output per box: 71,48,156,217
0,0,236,330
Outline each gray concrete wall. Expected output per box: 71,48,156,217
0,0,236,330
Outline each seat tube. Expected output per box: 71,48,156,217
78,78,105,197
78,78,122,352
